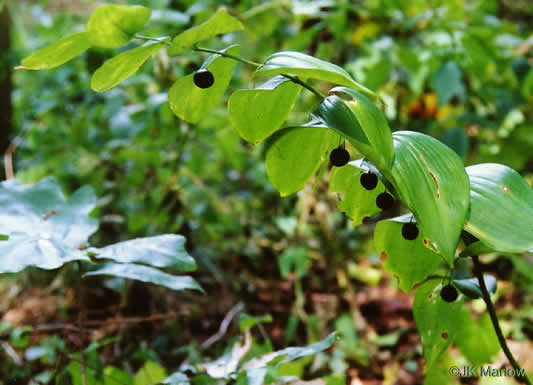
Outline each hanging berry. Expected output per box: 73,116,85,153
376,192,394,210
193,69,215,89
330,147,350,167
402,222,419,240
360,171,378,190
440,284,458,302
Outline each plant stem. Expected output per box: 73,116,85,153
193,46,326,99
471,255,531,384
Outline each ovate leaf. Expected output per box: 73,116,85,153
256,51,376,96
390,131,470,262
431,61,465,106
88,234,196,271
316,87,394,172
84,263,203,292
168,8,244,56
329,160,385,225
455,308,500,366
17,32,91,70
87,4,151,48
228,76,301,143
374,215,443,292
265,123,338,196
169,45,239,123
134,361,167,385
91,41,165,92
413,279,463,371
453,274,497,299
464,163,533,252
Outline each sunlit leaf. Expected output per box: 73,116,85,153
87,4,151,48
316,87,394,171
91,41,166,92
256,51,376,96
374,214,443,292
169,45,239,123
84,263,203,292
17,32,91,70
390,131,470,262
168,8,244,56
134,361,167,385
228,76,301,143
464,163,533,252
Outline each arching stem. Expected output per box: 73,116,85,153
471,255,531,384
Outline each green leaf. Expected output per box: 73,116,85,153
228,76,301,144
17,32,91,70
374,215,443,292
464,163,533,253
256,51,376,96
88,234,196,271
167,8,244,56
329,160,385,225
0,177,97,273
390,131,470,262
431,61,465,106
161,372,189,385
265,123,338,196
455,308,500,366
91,41,165,92
168,45,239,123
315,87,394,172
413,279,463,372
459,241,495,257
87,4,151,48
104,366,133,385
134,361,167,385
279,247,309,279
452,274,497,299
84,263,203,292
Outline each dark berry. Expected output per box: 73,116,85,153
193,69,214,89
402,223,419,240
330,147,350,167
440,284,458,302
360,172,378,190
376,192,394,210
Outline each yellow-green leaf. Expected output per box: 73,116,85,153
167,8,244,56
87,4,151,48
17,32,91,70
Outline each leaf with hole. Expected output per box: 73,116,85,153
91,40,166,92
169,45,239,123
256,51,376,96
390,131,470,262
265,123,338,196
84,262,203,292
87,4,151,48
374,214,443,292
228,76,301,144
17,32,91,70
315,87,394,172
464,163,533,253
167,8,244,56
413,279,464,372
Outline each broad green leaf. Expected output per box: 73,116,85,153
167,8,244,56
459,240,495,257
17,32,91,70
265,124,338,196
169,45,239,123
431,61,465,106
256,51,376,96
329,160,385,225
453,274,497,299
84,262,203,292
228,76,301,144
279,247,309,279
413,279,464,372
88,234,196,271
455,308,500,366
91,41,165,92
316,87,394,172
424,351,459,385
134,361,167,385
374,215,443,292
87,4,151,48
104,366,133,385
464,163,533,252
0,177,96,273
390,131,470,262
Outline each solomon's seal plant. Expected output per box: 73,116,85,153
15,3,533,383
